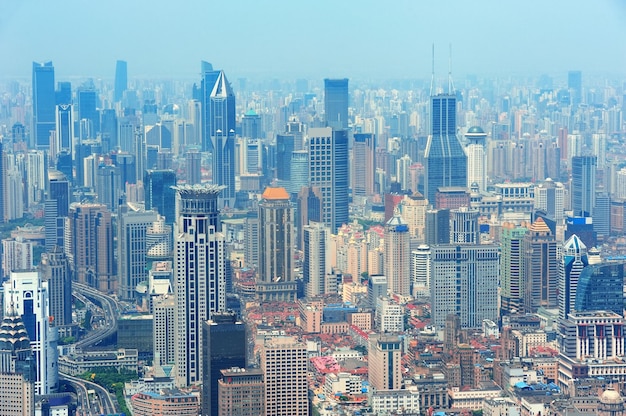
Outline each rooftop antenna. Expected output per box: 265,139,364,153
429,43,435,97
448,43,455,94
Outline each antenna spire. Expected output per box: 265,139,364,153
430,43,435,96
448,43,455,94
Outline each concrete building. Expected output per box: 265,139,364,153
368,334,402,391
131,390,199,416
304,222,330,298
153,294,176,366
217,367,265,416
384,211,411,296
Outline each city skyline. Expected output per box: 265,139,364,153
1,1,625,80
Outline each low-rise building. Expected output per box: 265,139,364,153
58,348,138,376
370,387,421,415
131,389,199,416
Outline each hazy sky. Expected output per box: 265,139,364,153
1,0,625,81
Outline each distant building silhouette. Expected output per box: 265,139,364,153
324,78,349,130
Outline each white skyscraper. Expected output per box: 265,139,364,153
3,270,58,395
465,126,487,192
396,154,412,191
173,185,226,387
411,245,431,298
25,150,46,208
384,212,411,297
304,221,331,298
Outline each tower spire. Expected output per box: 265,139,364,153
429,43,435,97
448,43,455,94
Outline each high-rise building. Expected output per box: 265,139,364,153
465,126,487,192
575,262,625,315
411,245,431,298
450,207,480,244
276,133,295,184
568,70,582,107
500,223,528,316
384,212,411,297
0,306,36,416
117,207,159,300
261,336,309,416
257,187,296,302
55,104,73,155
2,238,33,279
352,133,375,198
201,312,246,416
289,150,308,196
571,156,597,217
173,185,226,387
324,78,349,130
523,217,558,313
558,234,589,321
39,247,73,335
308,127,348,233
186,149,201,185
217,367,265,416
77,87,100,138
303,221,330,298
152,295,175,366
201,68,236,208
44,171,69,251
425,209,450,245
368,275,388,309
296,185,322,250
368,334,402,391
3,271,58,395
144,169,177,225
0,141,5,223
32,62,56,148
534,178,565,222
114,60,128,103
430,244,499,328
424,94,467,204
69,203,115,292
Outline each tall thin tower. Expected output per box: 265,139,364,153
173,185,226,387
32,62,56,148
114,60,128,103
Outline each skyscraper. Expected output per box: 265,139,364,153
523,217,558,313
324,78,349,130
465,126,487,192
411,245,431,298
571,155,597,217
450,207,480,244
114,60,128,103
261,336,309,416
424,94,467,204
201,312,246,416
55,104,74,155
352,133,376,198
174,185,226,387
0,141,5,223
39,247,73,335
144,169,177,225
186,149,202,185
257,187,296,302
77,87,100,138
32,62,56,148
575,262,625,315
44,171,69,251
384,212,411,297
568,70,582,107
3,270,58,395
276,133,295,183
500,223,528,316
558,234,589,321
308,127,349,233
201,68,236,208
303,221,330,298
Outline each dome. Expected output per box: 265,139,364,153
601,388,624,405
467,126,485,134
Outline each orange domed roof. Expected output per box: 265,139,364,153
262,187,290,200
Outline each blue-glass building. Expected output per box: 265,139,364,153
114,60,128,103
324,78,349,130
144,169,177,225
424,94,467,204
575,262,624,314
32,62,56,148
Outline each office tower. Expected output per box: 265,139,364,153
368,275,388,309
559,234,589,320
186,149,201,185
39,248,72,335
153,294,176,366
308,127,349,233
523,217,558,313
324,78,349,130
276,133,295,182
114,60,128,103
32,62,56,148
55,104,73,156
594,192,611,239
430,244,499,328
375,297,404,333
201,68,236,207
218,368,265,416
44,171,69,251
69,203,115,292
571,155,597,216
575,262,625,315
117,207,159,300
115,152,136,186
242,109,261,139
77,87,99,137
55,81,71,105
352,133,375,198
500,223,528,316
289,150,308,196
243,210,259,269
3,271,58,395
201,312,246,416
0,142,4,223
424,94,467,204
396,154,412,192
2,238,33,278
568,70,582,107
144,169,177,225
257,187,296,301
100,108,118,150
425,209,450,245
450,207,479,244
534,178,565,222
0,307,35,416
411,245,431,298
384,212,411,297
25,150,46,208
368,334,402,391
174,185,226,387
96,164,121,210
465,126,487,192
261,336,309,416
303,221,330,298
